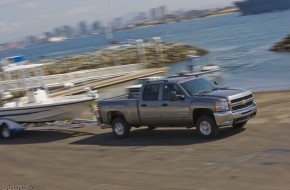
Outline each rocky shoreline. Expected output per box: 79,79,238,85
270,34,290,52
37,42,208,76
0,42,208,98
0,42,208,80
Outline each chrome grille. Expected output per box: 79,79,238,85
231,94,254,111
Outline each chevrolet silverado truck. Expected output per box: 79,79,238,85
98,77,257,139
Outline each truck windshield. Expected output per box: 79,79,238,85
180,78,218,96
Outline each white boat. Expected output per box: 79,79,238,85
181,53,222,83
0,55,28,70
182,64,222,83
48,36,67,43
0,56,98,124
0,94,95,123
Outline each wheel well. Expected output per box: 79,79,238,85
108,111,125,124
192,109,214,125
0,122,8,129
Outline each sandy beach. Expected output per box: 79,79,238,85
0,90,290,190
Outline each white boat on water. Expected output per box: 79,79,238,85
181,53,222,83
0,56,98,137
0,55,28,70
174,64,222,84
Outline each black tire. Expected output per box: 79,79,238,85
1,124,12,139
233,121,247,128
147,125,157,130
196,115,218,139
112,117,131,138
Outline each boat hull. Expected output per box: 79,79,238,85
0,97,95,123
235,0,290,15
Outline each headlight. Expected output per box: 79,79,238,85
215,101,229,112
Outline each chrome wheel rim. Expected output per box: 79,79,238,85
200,121,211,136
114,122,124,136
2,128,10,138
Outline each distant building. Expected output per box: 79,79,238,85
63,25,75,38
135,12,147,21
105,23,114,42
43,32,53,39
162,14,178,20
54,27,63,36
149,6,168,20
150,8,159,20
113,17,123,30
79,21,89,35
183,10,205,19
173,9,186,18
160,6,168,18
92,21,101,33
25,35,38,45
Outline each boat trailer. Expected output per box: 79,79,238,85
0,111,99,139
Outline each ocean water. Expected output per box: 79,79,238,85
1,11,290,92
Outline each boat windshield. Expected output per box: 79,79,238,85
180,78,218,96
138,78,150,84
137,77,163,84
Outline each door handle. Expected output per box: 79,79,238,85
141,104,147,107
161,103,168,107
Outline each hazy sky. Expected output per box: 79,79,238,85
0,0,237,43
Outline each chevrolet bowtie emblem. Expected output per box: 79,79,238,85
242,99,247,105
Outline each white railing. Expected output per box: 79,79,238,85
0,64,143,91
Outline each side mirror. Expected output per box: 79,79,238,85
170,91,185,101
170,91,177,101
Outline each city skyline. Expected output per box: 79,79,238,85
0,0,237,44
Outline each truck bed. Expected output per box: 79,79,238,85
98,98,140,125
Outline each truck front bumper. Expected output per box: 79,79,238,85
214,103,257,126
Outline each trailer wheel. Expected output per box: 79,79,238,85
112,117,131,138
1,124,12,139
196,115,218,139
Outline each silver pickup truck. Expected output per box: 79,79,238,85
98,77,257,139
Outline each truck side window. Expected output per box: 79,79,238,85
163,84,182,100
143,84,160,101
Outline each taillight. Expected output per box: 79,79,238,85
95,101,100,117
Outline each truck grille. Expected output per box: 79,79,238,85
231,94,254,111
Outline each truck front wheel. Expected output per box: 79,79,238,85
196,115,218,139
112,118,131,138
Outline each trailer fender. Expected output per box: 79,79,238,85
0,119,25,132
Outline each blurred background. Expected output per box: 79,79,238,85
1,0,290,95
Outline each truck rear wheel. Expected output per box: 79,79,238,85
112,117,131,138
196,115,218,139
233,121,247,128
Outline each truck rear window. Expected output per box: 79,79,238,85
143,84,160,101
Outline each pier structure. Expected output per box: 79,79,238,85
0,64,168,96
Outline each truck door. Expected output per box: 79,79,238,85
159,83,190,125
138,83,162,125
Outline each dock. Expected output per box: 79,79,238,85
50,67,169,97
0,64,168,97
